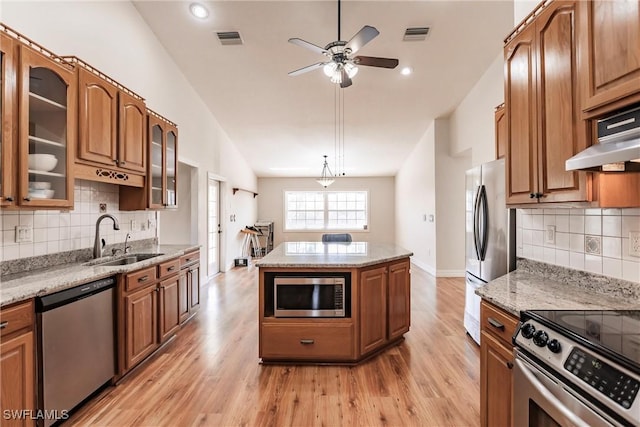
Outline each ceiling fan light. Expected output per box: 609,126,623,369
330,70,342,84
345,63,358,78
323,62,337,77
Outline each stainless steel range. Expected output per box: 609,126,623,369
513,310,640,427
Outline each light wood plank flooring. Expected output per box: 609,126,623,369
68,264,480,426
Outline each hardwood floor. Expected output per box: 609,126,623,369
68,265,480,427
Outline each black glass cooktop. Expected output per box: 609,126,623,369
525,310,640,373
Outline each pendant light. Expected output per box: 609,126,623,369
316,155,335,188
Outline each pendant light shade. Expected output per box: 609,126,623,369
316,155,335,188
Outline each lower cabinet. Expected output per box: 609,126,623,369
158,275,181,342
125,285,158,370
0,300,35,427
261,322,354,360
179,250,200,323
359,266,387,355
387,259,411,341
480,300,518,427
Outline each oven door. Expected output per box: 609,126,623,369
513,351,620,427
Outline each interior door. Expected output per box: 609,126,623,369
207,176,220,276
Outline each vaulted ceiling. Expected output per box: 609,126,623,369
133,1,513,178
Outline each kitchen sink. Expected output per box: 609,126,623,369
87,253,165,267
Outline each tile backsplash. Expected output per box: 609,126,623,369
0,180,157,261
516,208,640,282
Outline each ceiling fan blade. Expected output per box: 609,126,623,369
339,68,352,88
344,25,379,55
288,62,327,76
353,56,399,69
288,38,328,56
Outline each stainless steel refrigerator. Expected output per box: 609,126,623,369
464,158,515,345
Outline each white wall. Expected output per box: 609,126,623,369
2,1,257,270
396,123,437,274
449,53,504,165
257,177,395,246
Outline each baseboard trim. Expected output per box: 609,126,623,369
436,269,465,277
410,259,436,277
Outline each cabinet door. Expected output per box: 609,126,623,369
494,104,506,160
18,45,76,208
125,285,158,370
164,127,178,208
536,1,588,203
159,277,180,342
0,331,35,427
480,331,513,427
579,0,640,114
178,271,189,323
188,265,200,313
118,91,146,173
0,32,16,207
359,266,387,355
76,67,118,167
387,260,410,341
148,117,164,208
505,24,538,204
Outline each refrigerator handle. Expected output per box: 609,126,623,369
479,185,489,261
473,186,482,261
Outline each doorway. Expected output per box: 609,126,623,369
207,175,221,276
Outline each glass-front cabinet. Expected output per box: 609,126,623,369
0,31,16,207
148,111,177,209
18,45,75,208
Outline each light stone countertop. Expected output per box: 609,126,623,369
476,259,640,317
0,244,200,307
255,241,413,268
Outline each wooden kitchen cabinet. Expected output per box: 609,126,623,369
578,0,640,117
124,284,158,371
69,57,146,187
359,265,387,355
179,250,200,322
494,103,506,160
505,1,588,205
387,259,410,341
479,300,518,427
120,110,178,210
158,276,180,342
0,31,16,207
0,300,35,427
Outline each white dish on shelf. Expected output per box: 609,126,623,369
28,154,58,172
29,181,52,190
28,189,55,199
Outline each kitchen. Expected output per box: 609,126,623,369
1,1,640,426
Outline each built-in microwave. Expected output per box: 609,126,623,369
274,276,345,317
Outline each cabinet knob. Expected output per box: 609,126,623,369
0,321,8,329
529,193,536,198
23,197,31,202
114,160,119,165
536,192,544,199
4,196,13,202
120,161,126,166
506,361,513,369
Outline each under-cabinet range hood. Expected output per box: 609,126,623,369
566,104,640,172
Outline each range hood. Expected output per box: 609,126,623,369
566,105,640,172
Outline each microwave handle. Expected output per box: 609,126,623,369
514,359,591,427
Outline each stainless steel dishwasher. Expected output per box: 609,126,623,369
36,276,116,427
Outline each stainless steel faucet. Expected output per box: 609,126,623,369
93,214,120,258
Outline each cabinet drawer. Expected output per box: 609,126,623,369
158,259,180,279
180,250,200,268
0,300,34,338
261,323,354,360
481,301,518,346
125,266,157,292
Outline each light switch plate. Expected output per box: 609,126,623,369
630,231,640,258
15,225,33,243
545,225,556,245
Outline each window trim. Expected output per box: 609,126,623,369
282,189,370,233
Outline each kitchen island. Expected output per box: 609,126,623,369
255,241,413,364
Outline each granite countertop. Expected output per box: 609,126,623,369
255,241,413,268
476,259,640,317
0,244,200,307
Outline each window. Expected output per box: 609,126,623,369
285,191,368,231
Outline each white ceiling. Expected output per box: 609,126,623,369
133,1,514,178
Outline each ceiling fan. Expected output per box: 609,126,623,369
288,0,399,88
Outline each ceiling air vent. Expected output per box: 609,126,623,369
403,27,430,41
216,31,243,45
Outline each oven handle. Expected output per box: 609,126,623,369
515,358,592,427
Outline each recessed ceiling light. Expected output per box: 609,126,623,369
401,67,412,76
189,3,209,19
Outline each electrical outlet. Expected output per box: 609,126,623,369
15,225,33,243
130,220,139,231
630,231,640,258
148,219,156,229
99,203,107,213
545,225,556,245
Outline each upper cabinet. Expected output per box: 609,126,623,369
67,57,146,187
120,110,178,210
504,1,588,205
578,0,640,117
0,31,16,207
494,103,506,160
